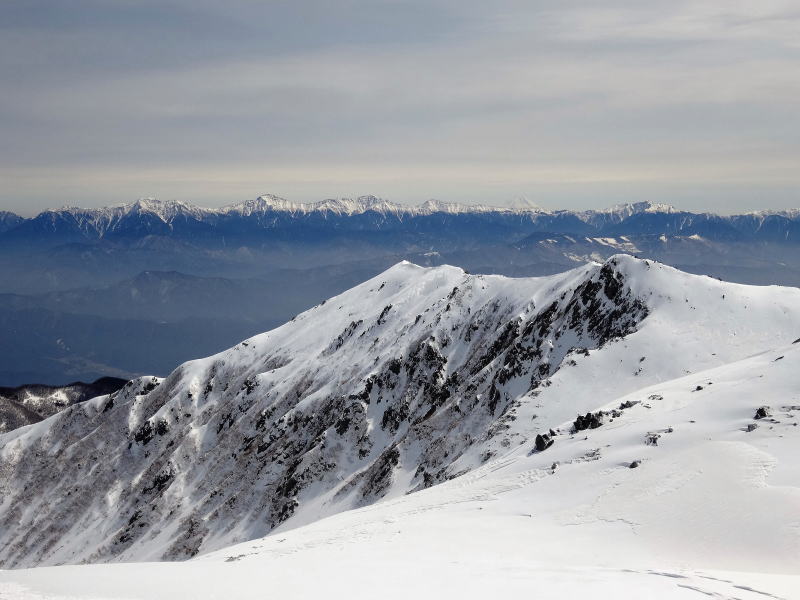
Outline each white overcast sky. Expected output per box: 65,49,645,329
1,0,798,215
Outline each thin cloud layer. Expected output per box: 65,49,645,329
1,0,798,214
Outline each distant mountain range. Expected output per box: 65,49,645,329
2,196,800,246
1,196,799,386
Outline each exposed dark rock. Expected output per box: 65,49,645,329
573,411,604,432
241,378,258,395
133,421,154,445
155,419,170,436
629,460,641,469
535,433,554,452
323,320,363,355
142,465,175,496
376,305,392,326
141,378,160,395
381,402,410,433
754,406,770,419
645,432,660,446
744,423,758,432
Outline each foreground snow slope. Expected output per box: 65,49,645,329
1,256,799,569
2,343,799,598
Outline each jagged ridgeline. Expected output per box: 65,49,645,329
1,255,798,568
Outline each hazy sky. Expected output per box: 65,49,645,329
2,0,798,215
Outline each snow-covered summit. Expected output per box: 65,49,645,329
125,198,211,221
746,207,800,219
50,198,213,220
575,200,678,225
222,194,401,216
609,200,677,215
221,195,542,217
1,256,799,568
38,198,219,236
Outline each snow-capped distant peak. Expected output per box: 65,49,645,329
599,200,677,217
416,199,529,214
572,200,678,225
221,195,544,217
127,198,206,221
223,195,397,216
746,207,800,219
507,196,544,211
44,198,214,230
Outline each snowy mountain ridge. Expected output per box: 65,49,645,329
36,196,683,223
5,196,800,255
1,255,799,571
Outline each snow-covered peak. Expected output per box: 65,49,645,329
576,200,678,223
415,198,531,215
226,195,298,215
745,207,800,219
221,194,395,216
2,256,800,568
609,200,677,215
126,198,209,221
38,199,217,236
507,195,544,211
220,195,542,217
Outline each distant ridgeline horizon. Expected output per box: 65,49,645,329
2,194,800,222
0,194,799,387
1,195,800,246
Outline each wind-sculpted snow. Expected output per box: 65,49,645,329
1,256,800,568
